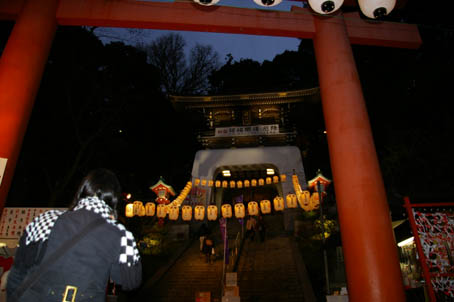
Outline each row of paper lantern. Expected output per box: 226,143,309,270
292,174,322,212
168,181,193,208
193,174,287,189
167,175,289,208
125,191,320,219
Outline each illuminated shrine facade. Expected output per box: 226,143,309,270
170,88,319,230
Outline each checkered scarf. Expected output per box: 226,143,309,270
25,196,140,266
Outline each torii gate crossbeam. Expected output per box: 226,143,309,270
0,0,421,301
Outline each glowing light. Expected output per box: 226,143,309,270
398,237,414,247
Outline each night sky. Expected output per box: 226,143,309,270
1,0,453,216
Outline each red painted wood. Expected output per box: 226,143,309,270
313,15,406,301
0,0,420,48
0,0,58,209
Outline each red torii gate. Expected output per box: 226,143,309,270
0,0,421,301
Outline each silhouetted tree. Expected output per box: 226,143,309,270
143,33,219,95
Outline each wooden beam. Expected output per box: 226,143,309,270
1,0,421,49
0,0,24,20
343,11,421,48
56,0,316,39
291,7,421,49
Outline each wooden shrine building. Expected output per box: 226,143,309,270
170,88,320,230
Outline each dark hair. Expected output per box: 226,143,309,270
69,168,121,217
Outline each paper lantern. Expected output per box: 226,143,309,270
248,201,259,216
251,179,257,187
244,180,250,187
157,204,167,218
182,187,190,196
234,203,245,218
125,203,134,217
201,179,207,186
280,174,287,182
310,192,320,210
298,190,312,211
215,180,221,188
230,180,236,188
208,180,214,187
169,205,179,220
133,201,143,216
182,205,192,221
273,197,285,211
221,204,233,218
237,180,243,189
194,205,205,220
286,194,298,208
175,197,183,205
258,178,264,186
266,177,272,185
358,0,395,19
273,176,279,183
145,202,156,216
260,200,272,214
194,178,200,186
222,180,228,188
207,205,218,221
138,204,146,216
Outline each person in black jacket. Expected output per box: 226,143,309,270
6,168,142,302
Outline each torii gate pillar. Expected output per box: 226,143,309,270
0,0,58,205
0,1,419,301
313,15,405,301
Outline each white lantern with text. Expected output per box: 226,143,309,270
234,203,246,218
157,204,167,218
298,190,312,211
125,203,134,218
132,201,143,216
182,205,192,221
221,204,233,218
138,204,146,216
273,197,285,211
207,205,218,221
145,202,156,216
248,201,259,216
260,200,272,214
169,205,179,220
286,194,298,208
194,205,205,221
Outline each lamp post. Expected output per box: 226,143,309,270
308,169,332,295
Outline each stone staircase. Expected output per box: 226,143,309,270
235,213,316,302
126,212,316,302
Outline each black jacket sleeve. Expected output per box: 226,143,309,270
6,231,47,298
110,261,142,291
109,228,142,291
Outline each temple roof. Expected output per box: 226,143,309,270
169,88,320,110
